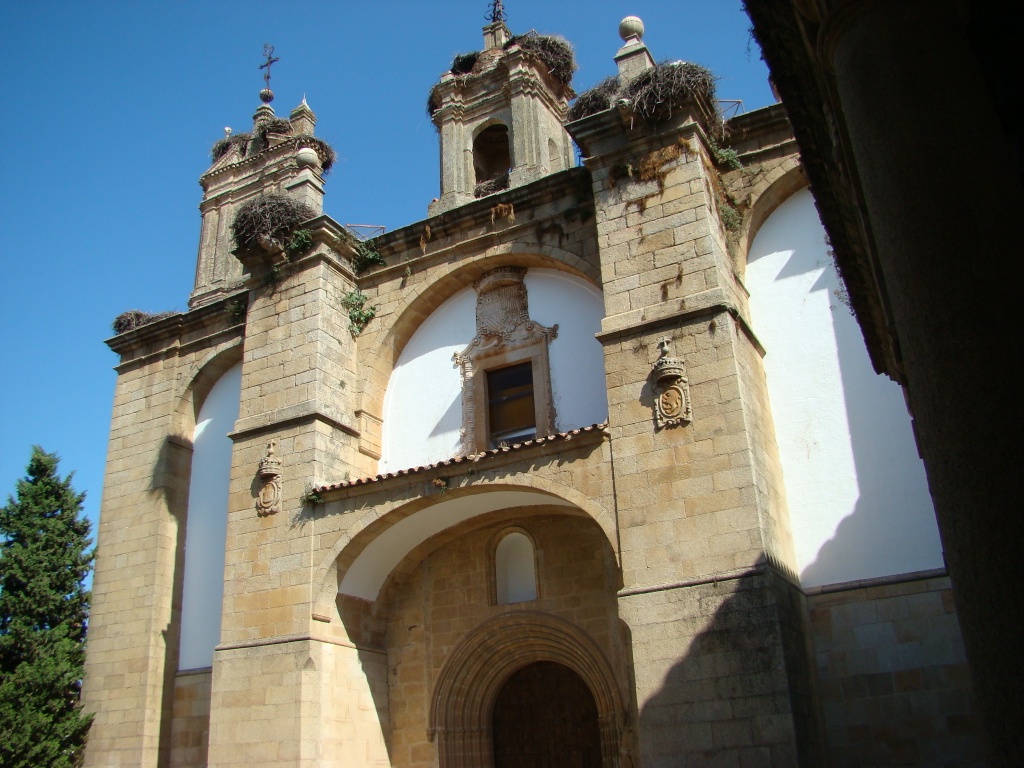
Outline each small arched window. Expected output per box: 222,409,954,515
494,531,537,604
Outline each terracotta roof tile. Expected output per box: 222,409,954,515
316,421,608,493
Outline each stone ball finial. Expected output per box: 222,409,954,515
296,146,320,169
260,88,275,104
619,16,645,42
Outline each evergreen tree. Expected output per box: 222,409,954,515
0,447,94,767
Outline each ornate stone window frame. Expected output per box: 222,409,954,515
454,267,558,454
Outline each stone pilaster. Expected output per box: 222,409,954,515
206,225,367,767
569,104,820,764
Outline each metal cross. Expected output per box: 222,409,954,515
259,44,280,89
486,0,507,23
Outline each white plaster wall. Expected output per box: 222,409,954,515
380,269,607,472
746,188,942,587
179,362,242,670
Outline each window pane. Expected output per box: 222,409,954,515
487,362,535,445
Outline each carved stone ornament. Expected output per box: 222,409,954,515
652,337,692,429
256,441,283,515
453,267,558,454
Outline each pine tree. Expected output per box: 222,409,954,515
0,447,94,767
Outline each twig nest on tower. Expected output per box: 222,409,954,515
231,193,315,258
567,60,720,135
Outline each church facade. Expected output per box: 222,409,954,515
82,14,981,768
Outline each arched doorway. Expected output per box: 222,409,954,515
492,661,601,768
430,611,625,768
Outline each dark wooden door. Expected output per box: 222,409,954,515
492,661,602,768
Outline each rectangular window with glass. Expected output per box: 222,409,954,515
486,362,536,447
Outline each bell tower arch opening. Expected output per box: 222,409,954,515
474,123,511,191
427,20,576,215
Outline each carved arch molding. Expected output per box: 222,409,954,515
429,611,630,768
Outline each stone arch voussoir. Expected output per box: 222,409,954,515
170,339,244,440
736,158,808,279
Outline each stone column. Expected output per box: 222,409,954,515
821,2,1024,762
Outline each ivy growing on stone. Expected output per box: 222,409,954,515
341,290,379,335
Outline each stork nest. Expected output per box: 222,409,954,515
112,310,176,335
474,173,510,198
231,194,315,258
428,31,576,118
507,32,576,86
209,128,335,175
568,61,719,132
450,51,480,75
566,76,620,122
211,132,252,162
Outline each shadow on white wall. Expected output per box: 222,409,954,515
746,189,942,587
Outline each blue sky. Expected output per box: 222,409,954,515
0,1,771,540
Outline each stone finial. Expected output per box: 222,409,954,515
290,97,317,135
483,21,511,49
253,101,276,126
619,15,644,43
615,15,655,82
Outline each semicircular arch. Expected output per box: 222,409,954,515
382,245,600,369
735,158,808,279
312,474,617,614
171,339,244,438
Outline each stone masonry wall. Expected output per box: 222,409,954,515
169,670,212,768
620,569,802,767
572,106,816,765
83,304,244,768
809,572,982,767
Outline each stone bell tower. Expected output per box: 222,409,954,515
427,5,576,215
190,61,330,308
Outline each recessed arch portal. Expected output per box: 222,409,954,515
429,611,626,768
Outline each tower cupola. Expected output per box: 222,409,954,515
426,3,577,215
190,48,336,308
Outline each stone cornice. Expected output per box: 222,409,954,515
357,166,593,284
106,289,246,361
